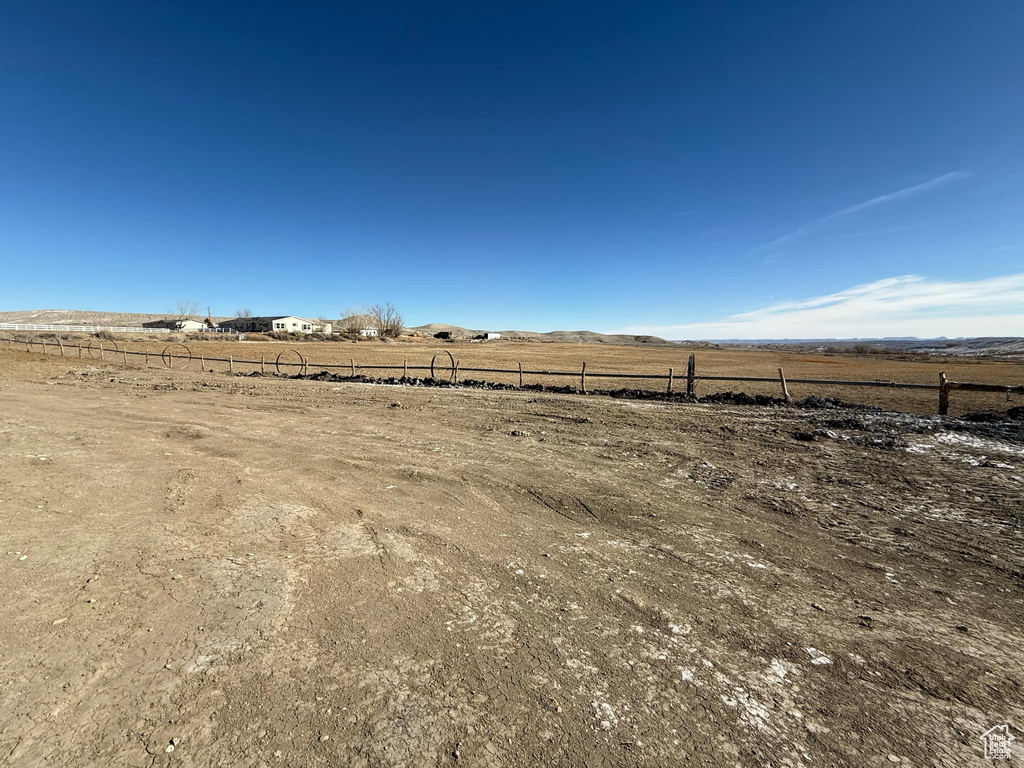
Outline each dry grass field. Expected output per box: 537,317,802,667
14,335,1023,416
0,346,1022,767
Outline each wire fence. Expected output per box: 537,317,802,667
4,335,1022,416
0,322,172,334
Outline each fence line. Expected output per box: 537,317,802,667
0,322,174,334
4,337,1021,415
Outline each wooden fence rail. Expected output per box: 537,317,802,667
5,337,1022,415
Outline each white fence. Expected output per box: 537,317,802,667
0,322,171,334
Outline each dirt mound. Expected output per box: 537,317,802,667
794,395,883,412
701,391,785,407
962,405,1024,423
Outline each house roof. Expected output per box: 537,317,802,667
228,315,308,322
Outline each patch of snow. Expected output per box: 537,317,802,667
805,648,832,665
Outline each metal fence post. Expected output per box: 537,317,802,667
686,354,695,396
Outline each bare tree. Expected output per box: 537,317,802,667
338,306,368,334
367,302,404,338
235,308,253,318
173,300,199,321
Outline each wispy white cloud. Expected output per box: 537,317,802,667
753,171,969,252
612,273,1024,339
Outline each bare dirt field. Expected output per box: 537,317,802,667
1,347,1022,767
16,336,1023,417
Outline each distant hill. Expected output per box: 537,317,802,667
0,309,229,325
411,323,671,346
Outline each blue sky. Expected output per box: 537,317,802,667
1,1,1022,337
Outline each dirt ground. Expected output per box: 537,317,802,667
11,336,1024,416
1,347,1022,767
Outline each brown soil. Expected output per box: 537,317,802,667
1,348,1022,767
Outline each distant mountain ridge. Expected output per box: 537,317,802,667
0,309,231,325
699,336,1024,358
410,323,671,346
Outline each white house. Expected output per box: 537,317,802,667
359,328,378,337
219,316,326,335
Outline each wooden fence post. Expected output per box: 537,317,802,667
518,361,523,387
200,353,205,370
667,367,673,393
229,355,233,373
351,358,355,377
938,372,950,415
778,368,791,403
41,341,46,355
261,355,265,374
78,345,82,359
404,358,408,379
581,361,587,393
122,349,128,365
145,351,149,366
454,361,460,383
686,354,696,396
